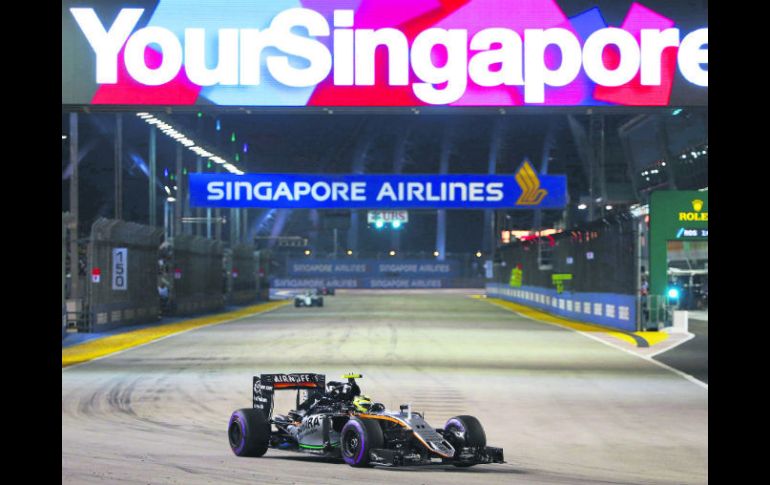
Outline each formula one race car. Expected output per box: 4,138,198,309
317,287,336,296
228,373,504,468
294,290,323,308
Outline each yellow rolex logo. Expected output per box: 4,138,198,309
515,161,548,206
692,199,703,212
679,198,707,221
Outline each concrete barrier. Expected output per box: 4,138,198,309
486,282,636,332
668,310,689,334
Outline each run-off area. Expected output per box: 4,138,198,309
62,292,707,485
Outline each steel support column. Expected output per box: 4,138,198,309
215,168,222,240
242,209,248,245
195,156,202,236
69,112,80,300
435,126,453,261
149,126,157,226
482,119,503,255
390,124,409,252
114,113,123,220
174,144,183,238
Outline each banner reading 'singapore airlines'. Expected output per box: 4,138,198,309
189,165,566,209
62,0,708,107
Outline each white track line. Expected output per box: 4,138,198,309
646,332,696,358
62,304,287,372
498,304,708,391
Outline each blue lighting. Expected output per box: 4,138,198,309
391,220,402,229
216,119,221,131
375,220,384,229
667,287,680,299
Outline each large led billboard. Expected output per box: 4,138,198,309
62,1,708,107
188,166,567,209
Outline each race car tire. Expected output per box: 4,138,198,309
444,415,487,467
294,300,300,307
228,408,270,457
340,417,383,467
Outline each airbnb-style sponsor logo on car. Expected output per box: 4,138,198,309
68,2,707,106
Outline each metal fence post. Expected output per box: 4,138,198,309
149,126,157,226
114,113,123,220
69,112,80,301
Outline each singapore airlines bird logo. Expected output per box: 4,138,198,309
515,161,547,206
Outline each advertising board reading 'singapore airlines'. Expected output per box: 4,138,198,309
188,163,567,209
62,0,707,107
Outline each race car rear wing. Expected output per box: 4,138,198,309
253,373,326,417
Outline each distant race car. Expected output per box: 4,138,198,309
317,287,336,296
228,373,504,468
294,291,323,307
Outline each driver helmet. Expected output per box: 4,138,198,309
352,395,373,413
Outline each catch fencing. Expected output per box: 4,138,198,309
170,235,224,315
86,218,163,331
255,250,271,301
493,217,637,294
227,244,258,305
489,216,639,330
62,213,68,338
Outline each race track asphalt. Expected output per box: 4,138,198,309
654,318,709,384
62,291,708,484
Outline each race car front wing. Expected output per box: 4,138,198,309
368,446,505,467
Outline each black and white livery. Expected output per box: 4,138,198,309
228,373,504,468
294,290,323,307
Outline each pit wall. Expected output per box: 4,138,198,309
486,283,636,332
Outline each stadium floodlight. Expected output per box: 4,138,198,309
667,287,680,300
136,112,245,175
578,203,587,210
391,220,402,229
389,250,396,256
433,251,439,257
375,220,385,229
346,249,353,256
475,251,482,258
304,249,311,256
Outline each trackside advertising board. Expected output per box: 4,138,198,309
62,0,708,107
287,259,459,277
487,283,636,331
648,190,708,298
189,168,566,209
